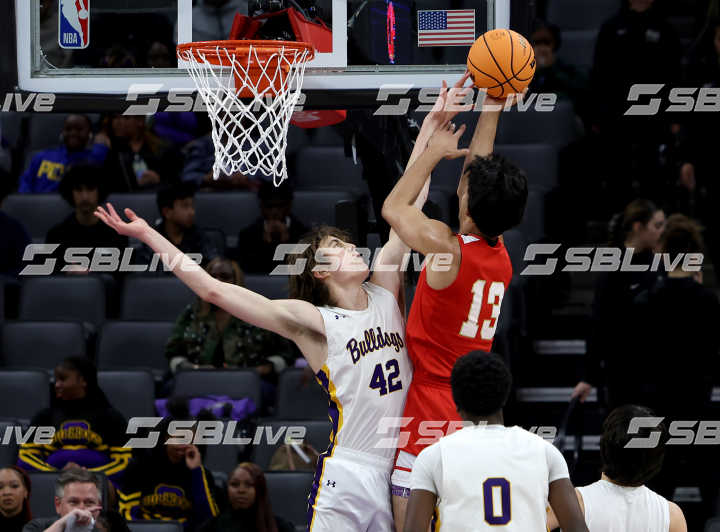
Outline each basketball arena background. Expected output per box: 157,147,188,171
0,0,719,531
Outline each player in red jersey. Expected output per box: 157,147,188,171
382,77,528,530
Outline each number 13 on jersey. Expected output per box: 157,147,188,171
459,280,505,340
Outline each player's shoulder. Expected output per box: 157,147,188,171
364,280,394,299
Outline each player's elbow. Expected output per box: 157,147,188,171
203,279,222,305
381,201,403,229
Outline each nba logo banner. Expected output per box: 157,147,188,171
59,0,90,49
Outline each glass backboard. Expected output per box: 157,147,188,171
13,0,508,110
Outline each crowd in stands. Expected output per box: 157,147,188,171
1,0,720,529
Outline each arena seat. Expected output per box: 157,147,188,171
1,194,72,243
244,275,289,300
204,429,244,477
495,101,581,148
0,112,26,149
28,113,70,151
0,371,50,423
202,227,227,258
29,471,109,518
293,190,355,227
266,472,315,530
275,368,329,420
706,517,720,532
1,321,86,370
194,192,260,247
120,277,194,321
0,421,19,465
547,0,618,30
516,187,547,244
127,522,184,532
427,189,451,224
97,321,173,377
495,144,558,191
502,229,528,275
556,30,599,73
251,419,331,471
98,371,156,419
19,276,106,326
173,370,262,408
106,193,160,225
294,146,365,190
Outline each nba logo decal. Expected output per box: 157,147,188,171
59,0,90,49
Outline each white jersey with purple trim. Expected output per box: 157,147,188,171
577,480,670,531
410,424,570,531
314,281,412,463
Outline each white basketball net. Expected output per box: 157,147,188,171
179,42,312,186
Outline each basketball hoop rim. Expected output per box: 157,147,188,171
177,40,315,66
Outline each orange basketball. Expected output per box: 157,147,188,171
467,29,536,99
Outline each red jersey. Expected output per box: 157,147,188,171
399,234,512,457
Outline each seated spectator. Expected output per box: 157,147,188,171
181,133,260,191
528,21,588,120
17,357,131,490
18,115,110,194
0,175,31,276
95,511,130,532
46,165,128,273
22,469,102,532
146,41,175,69
165,256,293,380
572,199,666,405
235,182,309,274
629,214,720,522
137,183,218,268
198,463,294,532
192,0,249,42
0,467,32,532
118,416,219,530
102,114,180,192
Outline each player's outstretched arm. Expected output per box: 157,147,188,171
94,204,328,370
382,120,468,257
548,479,589,532
402,489,437,532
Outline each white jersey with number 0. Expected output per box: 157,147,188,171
411,424,570,531
577,480,670,531
315,281,412,463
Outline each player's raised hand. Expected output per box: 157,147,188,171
482,87,528,111
427,120,469,160
94,203,150,240
185,445,203,470
425,72,474,130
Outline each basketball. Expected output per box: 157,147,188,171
467,29,536,99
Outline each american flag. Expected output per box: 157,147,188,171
418,9,476,47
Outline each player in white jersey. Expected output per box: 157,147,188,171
405,351,588,532
93,104,452,530
547,405,687,532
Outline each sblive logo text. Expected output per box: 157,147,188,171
375,418,557,449
124,419,307,448
374,85,557,116
1,426,55,445
1,92,56,112
626,418,720,448
520,244,703,276
625,84,720,115
19,245,203,275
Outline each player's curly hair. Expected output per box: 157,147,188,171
600,405,667,487
466,155,527,238
288,225,354,307
450,351,512,418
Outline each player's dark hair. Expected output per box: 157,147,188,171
57,356,111,409
58,164,107,206
451,351,512,418
288,225,354,307
600,405,667,487
465,155,527,238
157,182,197,214
609,199,659,246
660,214,704,258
